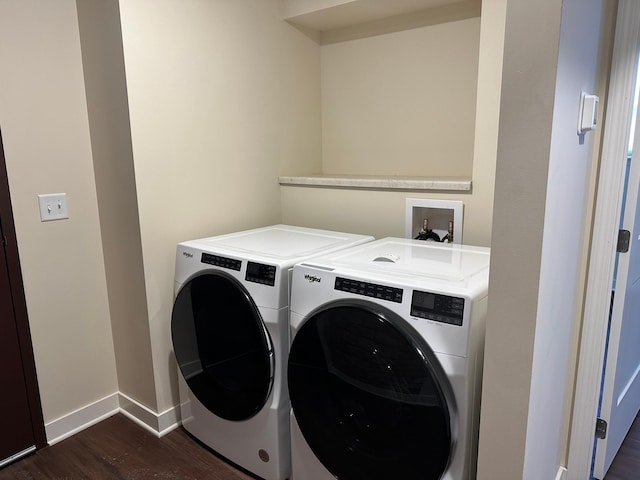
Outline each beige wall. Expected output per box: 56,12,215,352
76,0,157,412
320,17,479,177
466,0,506,248
0,0,117,424
477,0,563,476
118,0,323,411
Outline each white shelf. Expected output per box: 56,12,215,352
279,175,471,191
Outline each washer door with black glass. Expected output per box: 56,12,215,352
288,301,455,480
171,271,274,421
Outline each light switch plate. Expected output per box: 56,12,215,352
578,92,599,134
38,193,69,222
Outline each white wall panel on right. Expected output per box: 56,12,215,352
524,0,607,477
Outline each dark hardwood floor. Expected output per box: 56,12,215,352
0,414,255,480
604,412,640,480
3,410,639,479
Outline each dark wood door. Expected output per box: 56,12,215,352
0,130,46,466
0,220,35,462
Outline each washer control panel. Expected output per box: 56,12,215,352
334,277,403,303
411,290,465,326
246,261,276,286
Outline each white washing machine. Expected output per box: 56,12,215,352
287,238,490,480
170,224,373,480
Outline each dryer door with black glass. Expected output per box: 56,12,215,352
288,301,455,480
171,271,274,421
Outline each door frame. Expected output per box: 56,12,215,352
566,1,640,477
0,131,47,449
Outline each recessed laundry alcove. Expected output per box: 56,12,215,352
279,0,480,191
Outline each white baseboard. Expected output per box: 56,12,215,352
118,392,181,437
45,393,120,445
45,392,181,445
555,466,568,480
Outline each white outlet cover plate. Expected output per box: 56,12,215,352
38,193,69,222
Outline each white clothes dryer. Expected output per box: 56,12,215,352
171,225,373,480
287,238,490,480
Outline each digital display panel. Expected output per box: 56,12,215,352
411,290,464,326
245,261,276,286
412,291,435,310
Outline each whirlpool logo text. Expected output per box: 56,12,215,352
304,274,321,283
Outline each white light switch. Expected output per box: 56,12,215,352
38,193,69,222
578,93,599,134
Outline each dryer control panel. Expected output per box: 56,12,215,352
334,277,403,303
411,290,465,326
